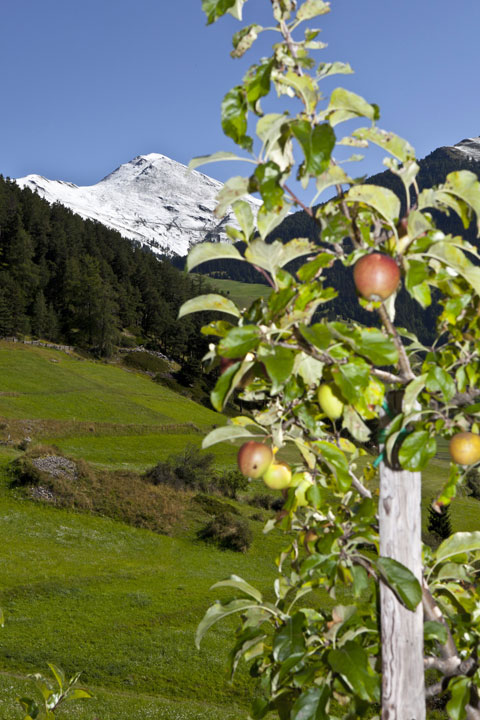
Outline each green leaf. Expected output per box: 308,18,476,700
221,86,252,151
231,24,262,57
352,565,369,598
256,202,291,240
327,87,379,126
245,237,314,276
178,293,240,319
212,574,263,602
354,327,398,365
422,240,480,297
328,641,380,702
435,531,480,564
65,688,93,701
402,374,427,415
398,430,436,471
423,621,448,644
196,598,258,649
189,151,256,171
377,557,422,610
291,685,330,720
345,184,400,224
202,0,237,24
342,405,371,443
215,176,251,217
335,358,370,403
299,323,331,350
278,71,318,115
445,170,480,233
202,424,260,448
186,242,245,272
210,362,241,412
257,113,294,172
446,676,470,720
273,612,306,662
291,120,336,176
352,127,414,163
426,366,456,402
317,61,353,80
405,259,431,308
233,200,255,239
258,345,295,392
219,325,261,357
245,59,274,108
315,165,352,198
252,161,284,210
47,663,65,691
297,0,330,20
314,440,351,491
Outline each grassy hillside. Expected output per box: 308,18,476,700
0,341,479,719
0,341,232,470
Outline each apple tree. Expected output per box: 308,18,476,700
180,1,480,717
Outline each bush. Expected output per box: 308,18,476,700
193,492,240,516
9,447,183,534
216,469,249,499
122,351,170,374
248,493,284,511
466,468,480,500
145,444,216,493
197,512,252,553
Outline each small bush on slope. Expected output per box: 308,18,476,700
9,446,184,534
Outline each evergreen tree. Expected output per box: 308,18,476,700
427,500,452,540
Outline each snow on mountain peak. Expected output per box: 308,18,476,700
15,153,260,257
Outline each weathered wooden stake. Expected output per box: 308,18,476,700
379,462,425,719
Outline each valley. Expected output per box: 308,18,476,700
0,340,479,718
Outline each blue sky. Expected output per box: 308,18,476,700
2,0,479,202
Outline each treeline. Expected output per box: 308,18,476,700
0,175,211,360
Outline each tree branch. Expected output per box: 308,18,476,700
377,302,415,381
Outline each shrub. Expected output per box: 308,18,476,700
247,494,284,512
9,447,183,534
197,512,252,553
193,492,240,516
216,469,249,499
427,499,452,541
466,468,480,500
122,350,169,374
145,444,216,493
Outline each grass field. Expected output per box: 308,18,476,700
0,340,479,719
205,277,271,309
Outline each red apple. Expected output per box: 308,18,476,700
353,253,400,301
237,441,273,478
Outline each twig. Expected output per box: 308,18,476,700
348,469,372,499
377,303,415,381
283,184,315,218
253,264,276,288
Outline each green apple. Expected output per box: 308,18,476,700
237,441,273,478
262,462,292,490
317,384,344,420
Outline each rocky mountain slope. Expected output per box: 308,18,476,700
16,153,260,257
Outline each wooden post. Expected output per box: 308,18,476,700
379,461,425,719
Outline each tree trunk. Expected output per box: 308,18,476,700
379,461,425,719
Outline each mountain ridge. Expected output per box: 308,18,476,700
16,153,260,257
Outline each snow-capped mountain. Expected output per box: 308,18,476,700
16,153,260,257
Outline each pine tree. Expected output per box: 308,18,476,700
427,500,452,540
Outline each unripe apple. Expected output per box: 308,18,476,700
262,462,292,490
449,432,480,466
237,441,273,478
294,475,315,507
353,253,400,301
317,383,344,420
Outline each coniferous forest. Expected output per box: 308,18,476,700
0,175,212,362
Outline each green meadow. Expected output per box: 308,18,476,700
0,340,479,719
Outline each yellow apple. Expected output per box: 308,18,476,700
262,462,292,490
317,384,344,420
449,432,480,466
237,441,273,478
